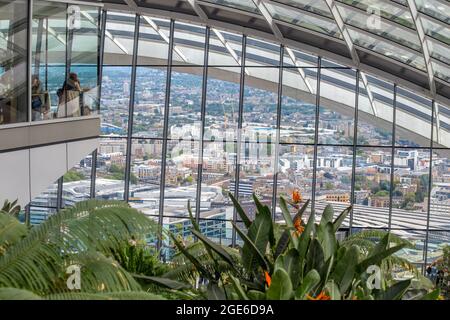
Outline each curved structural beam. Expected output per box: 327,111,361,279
80,10,128,55
406,0,440,143
253,0,314,94
324,0,378,117
186,0,248,74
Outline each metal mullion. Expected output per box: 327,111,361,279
232,35,247,247
56,176,63,210
28,0,33,123
423,100,436,274
311,56,321,214
25,205,31,227
271,45,284,219
34,18,44,75
388,84,397,231
91,10,107,199
97,10,106,113
157,19,175,252
349,69,360,234
195,27,210,225
90,149,97,198
123,14,140,202
45,17,48,91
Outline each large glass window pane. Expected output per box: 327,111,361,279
132,66,166,138
237,139,276,208
0,0,28,124
32,1,100,121
100,66,131,136
137,16,169,66
315,146,353,211
243,67,279,142
319,68,356,145
95,137,127,200
276,144,314,220
68,6,100,118
172,21,206,66
128,138,162,220
429,149,450,231
62,153,93,208
168,67,203,140
103,12,136,66
163,137,200,217
395,87,432,147
208,28,242,67
200,141,236,221
390,148,430,230
357,75,394,146
245,36,280,67
204,69,240,141
353,147,392,229
280,67,317,144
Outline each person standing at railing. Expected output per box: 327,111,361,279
31,75,43,121
57,72,82,118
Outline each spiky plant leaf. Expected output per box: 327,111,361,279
0,212,28,255
0,287,42,300
229,192,252,228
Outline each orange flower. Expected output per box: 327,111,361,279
264,271,272,287
292,189,302,204
306,291,331,300
293,218,305,237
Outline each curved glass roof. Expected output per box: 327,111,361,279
31,0,450,146
83,0,450,103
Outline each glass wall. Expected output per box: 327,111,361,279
27,9,450,269
31,0,100,121
0,0,28,124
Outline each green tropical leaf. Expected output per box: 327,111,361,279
377,279,411,300
0,212,28,255
274,200,310,259
229,275,249,300
332,206,351,232
187,200,200,233
232,222,269,272
169,233,212,279
275,249,301,288
279,197,299,249
298,209,315,261
190,229,237,272
131,274,191,290
236,206,272,272
0,287,42,300
320,205,334,227
306,238,325,275
229,192,252,228
330,245,359,294
295,269,320,300
207,282,226,300
266,268,293,300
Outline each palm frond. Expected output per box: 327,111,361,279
0,287,42,300
343,230,414,249
45,291,166,300
164,242,242,282
0,200,158,295
0,212,28,256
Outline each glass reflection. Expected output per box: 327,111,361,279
0,0,28,124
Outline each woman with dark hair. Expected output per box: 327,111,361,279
57,72,82,117
31,75,43,120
